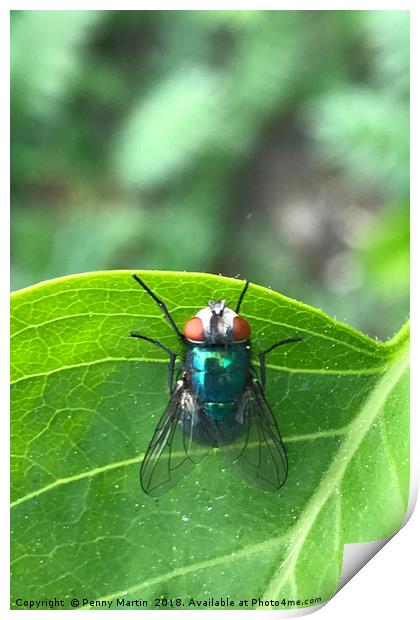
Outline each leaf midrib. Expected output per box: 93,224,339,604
261,339,409,600
10,355,388,387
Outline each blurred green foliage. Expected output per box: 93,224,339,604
11,10,409,339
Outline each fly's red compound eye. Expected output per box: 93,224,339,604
183,317,205,341
232,316,251,341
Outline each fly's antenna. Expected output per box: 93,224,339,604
235,280,250,314
132,274,184,341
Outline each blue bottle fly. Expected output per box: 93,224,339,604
130,275,303,496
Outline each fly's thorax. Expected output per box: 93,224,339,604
186,343,250,408
186,342,251,370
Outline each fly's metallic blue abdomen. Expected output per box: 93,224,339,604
186,344,249,419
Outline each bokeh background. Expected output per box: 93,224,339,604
11,10,409,340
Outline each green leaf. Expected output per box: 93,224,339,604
357,204,410,298
112,68,222,188
366,11,410,97
10,271,409,609
306,87,409,198
11,11,102,118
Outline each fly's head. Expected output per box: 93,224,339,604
183,299,251,345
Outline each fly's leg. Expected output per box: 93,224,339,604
257,354,268,393
130,332,177,393
132,274,185,342
258,336,304,392
235,279,250,314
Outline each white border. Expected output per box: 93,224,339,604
4,3,417,619
6,0,415,11
3,2,416,10
2,2,11,616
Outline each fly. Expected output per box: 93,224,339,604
130,274,303,496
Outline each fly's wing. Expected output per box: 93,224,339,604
140,380,210,496
219,378,288,491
